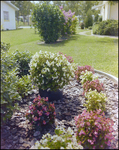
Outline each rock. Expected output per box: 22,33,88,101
19,137,24,144
22,143,30,148
33,131,41,137
12,128,17,134
30,138,37,146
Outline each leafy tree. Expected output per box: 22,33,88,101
11,1,33,25
32,2,65,43
84,9,93,28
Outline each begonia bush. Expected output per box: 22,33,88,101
29,50,75,91
31,126,83,149
75,65,94,82
84,90,107,112
80,70,98,85
83,79,104,94
74,109,115,149
59,52,74,63
25,95,56,130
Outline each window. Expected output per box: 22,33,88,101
3,11,9,20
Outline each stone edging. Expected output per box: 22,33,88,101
94,69,118,84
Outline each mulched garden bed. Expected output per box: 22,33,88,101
1,73,118,149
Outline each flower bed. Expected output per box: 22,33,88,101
1,48,117,149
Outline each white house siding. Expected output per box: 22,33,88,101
1,1,16,30
110,3,118,20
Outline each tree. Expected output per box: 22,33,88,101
11,1,33,25
84,9,93,28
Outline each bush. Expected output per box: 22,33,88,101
84,90,107,112
74,109,115,149
80,70,98,85
0,42,10,52
16,75,34,99
84,9,93,28
88,26,92,30
94,14,99,23
25,95,56,130
1,50,21,124
75,65,94,82
29,50,75,91
98,16,102,22
80,22,84,29
32,3,65,43
93,20,118,36
12,50,32,77
83,79,104,94
60,7,77,36
59,52,74,63
31,126,83,149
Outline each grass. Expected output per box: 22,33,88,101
1,27,118,77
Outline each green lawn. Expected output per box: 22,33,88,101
1,28,118,77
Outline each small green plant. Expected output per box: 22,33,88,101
80,70,98,85
74,109,115,149
31,126,83,149
0,42,10,52
12,50,32,77
16,75,34,99
83,79,104,94
84,90,107,112
25,95,56,130
75,65,94,82
88,26,92,30
29,50,75,91
1,50,21,124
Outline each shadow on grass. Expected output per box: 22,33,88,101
37,34,79,47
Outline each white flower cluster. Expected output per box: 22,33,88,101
80,70,98,85
29,50,75,91
30,126,83,149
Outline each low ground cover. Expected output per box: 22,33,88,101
1,27,118,78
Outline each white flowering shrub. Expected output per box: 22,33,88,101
80,70,98,85
30,126,83,149
29,51,75,91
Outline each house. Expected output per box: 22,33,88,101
1,1,19,30
92,1,118,21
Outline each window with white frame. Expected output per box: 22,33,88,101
3,11,9,20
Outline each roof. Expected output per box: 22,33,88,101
92,3,104,10
3,1,19,11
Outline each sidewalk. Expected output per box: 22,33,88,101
18,26,34,28
79,30,118,39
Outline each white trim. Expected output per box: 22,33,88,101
92,4,104,10
4,1,19,11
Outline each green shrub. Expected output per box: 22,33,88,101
12,50,32,77
93,20,118,36
80,70,98,85
29,50,75,91
88,26,92,30
32,3,65,43
84,90,107,112
31,126,83,149
16,75,34,99
84,10,93,28
1,50,21,124
94,14,99,23
98,16,102,22
0,42,10,52
80,22,84,29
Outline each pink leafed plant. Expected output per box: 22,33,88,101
83,79,104,94
25,95,56,129
74,109,115,149
75,65,94,82
59,52,74,63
